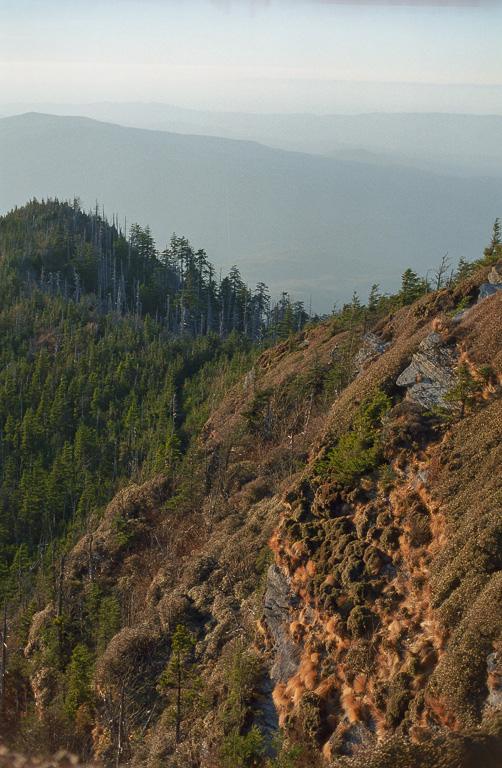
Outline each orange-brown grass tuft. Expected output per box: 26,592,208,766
269,531,283,557
285,676,306,706
432,316,455,335
373,711,389,740
303,669,318,691
316,677,337,701
289,620,305,637
323,615,348,645
297,656,319,690
419,647,439,673
429,511,447,551
424,692,458,729
256,616,269,638
290,540,308,559
386,618,403,646
272,683,292,726
322,739,334,761
323,573,337,588
293,565,310,584
353,674,367,694
340,683,363,723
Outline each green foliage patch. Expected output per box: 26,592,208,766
316,390,391,486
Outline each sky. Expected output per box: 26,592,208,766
1,0,501,113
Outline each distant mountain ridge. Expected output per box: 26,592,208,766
1,111,501,312
2,102,501,176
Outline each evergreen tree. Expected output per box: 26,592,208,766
64,643,94,721
157,624,197,744
398,268,426,306
276,300,295,341
443,363,483,419
480,217,502,266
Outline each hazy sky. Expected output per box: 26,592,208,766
1,0,501,112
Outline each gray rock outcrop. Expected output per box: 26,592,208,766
263,563,302,683
396,332,456,410
478,283,502,302
483,651,502,718
488,266,502,284
354,332,392,374
477,265,502,302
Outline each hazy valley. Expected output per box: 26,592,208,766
2,110,501,313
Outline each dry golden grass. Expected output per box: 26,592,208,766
340,684,363,723
198,279,502,759
455,290,502,373
272,683,291,726
286,677,306,707
316,678,337,701
353,674,367,694
17,267,502,768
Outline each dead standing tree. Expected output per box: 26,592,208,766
94,625,167,767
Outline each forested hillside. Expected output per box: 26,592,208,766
1,201,502,768
0,199,312,598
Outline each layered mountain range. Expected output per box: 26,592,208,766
2,111,501,313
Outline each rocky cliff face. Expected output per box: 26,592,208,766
15,262,502,767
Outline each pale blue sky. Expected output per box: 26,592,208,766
1,0,501,111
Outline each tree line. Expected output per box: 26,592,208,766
0,198,313,343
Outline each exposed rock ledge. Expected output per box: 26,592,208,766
478,265,502,301
478,283,502,301
396,331,456,410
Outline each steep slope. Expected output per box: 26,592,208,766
260,276,502,765
2,113,501,312
2,235,502,766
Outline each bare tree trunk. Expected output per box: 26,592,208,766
176,657,181,744
57,554,66,654
1,602,6,716
89,535,94,585
304,389,315,432
116,683,125,768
